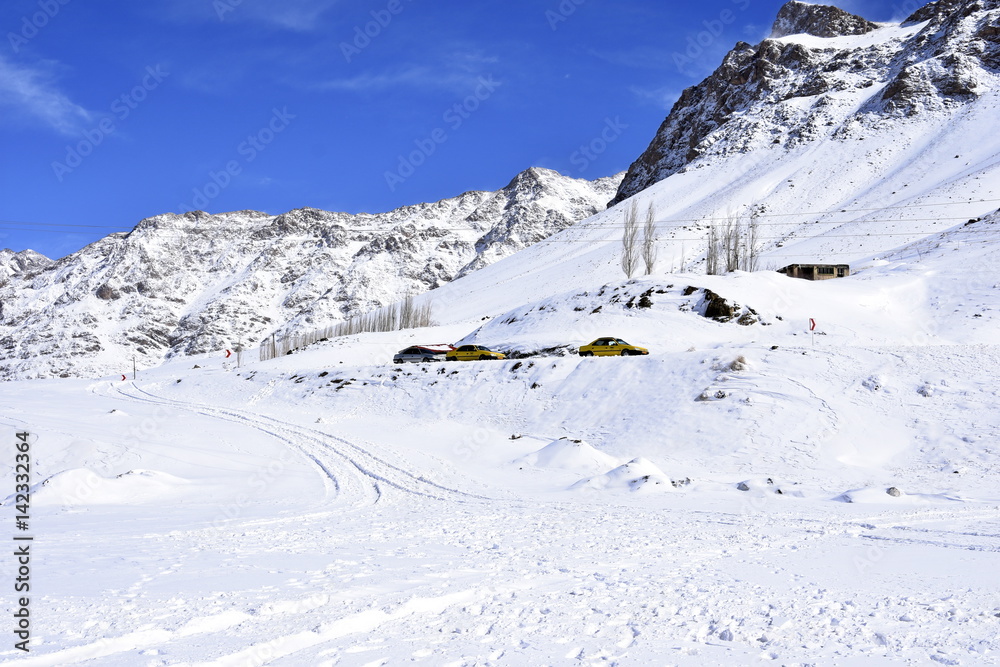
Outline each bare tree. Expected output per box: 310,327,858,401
620,201,639,279
399,294,415,329
260,295,435,361
705,223,721,275
722,210,742,273
743,213,761,272
705,208,762,275
330,294,433,339
641,202,658,275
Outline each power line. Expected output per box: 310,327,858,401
1,196,997,236
5,229,994,248
3,218,995,241
583,214,993,228
0,219,130,229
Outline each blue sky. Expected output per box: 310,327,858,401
1,0,909,259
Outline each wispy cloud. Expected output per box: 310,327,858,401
314,66,471,93
0,56,92,135
588,47,680,70
315,51,501,94
152,0,340,30
629,85,682,110
255,1,340,31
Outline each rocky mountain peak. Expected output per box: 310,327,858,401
770,1,879,39
502,166,562,191
609,0,999,206
903,0,969,25
0,249,52,281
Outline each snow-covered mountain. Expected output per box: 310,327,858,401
406,0,1000,335
610,0,1000,205
0,248,51,282
0,168,620,379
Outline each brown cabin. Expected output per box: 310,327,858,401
778,264,850,281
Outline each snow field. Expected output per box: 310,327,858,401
5,231,1000,663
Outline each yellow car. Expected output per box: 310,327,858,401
578,337,649,357
446,344,507,361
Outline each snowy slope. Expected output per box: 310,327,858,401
416,99,999,330
3,222,999,663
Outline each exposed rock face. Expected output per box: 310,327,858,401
0,168,621,379
692,288,760,325
770,1,879,39
609,0,1000,206
0,249,52,282
903,0,967,25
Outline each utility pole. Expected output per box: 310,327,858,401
132,355,137,381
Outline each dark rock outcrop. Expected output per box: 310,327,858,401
770,0,879,39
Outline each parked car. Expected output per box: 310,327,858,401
392,346,451,363
446,344,506,361
578,337,649,357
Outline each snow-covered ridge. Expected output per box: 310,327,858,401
0,168,620,380
610,0,1000,205
0,248,51,282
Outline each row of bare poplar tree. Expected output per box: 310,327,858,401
619,201,658,278
259,295,433,360
705,212,761,275
620,202,760,277
331,295,433,337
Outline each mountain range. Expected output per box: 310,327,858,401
0,169,619,379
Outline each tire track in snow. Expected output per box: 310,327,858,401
113,383,494,506
103,382,366,507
